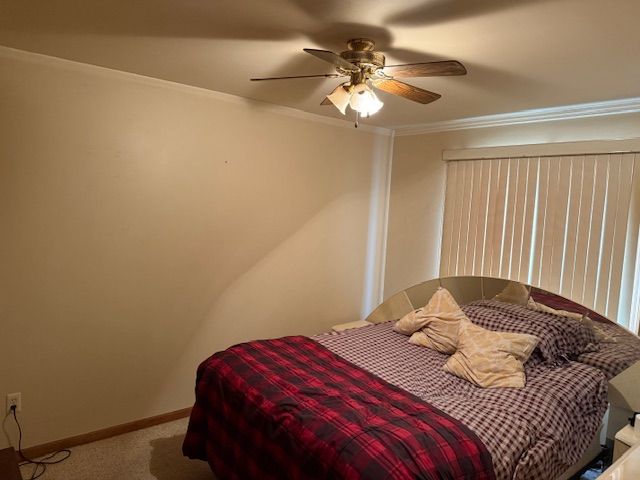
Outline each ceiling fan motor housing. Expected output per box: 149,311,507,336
338,38,385,75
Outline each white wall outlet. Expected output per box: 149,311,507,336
6,392,21,413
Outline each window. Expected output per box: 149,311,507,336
440,152,639,328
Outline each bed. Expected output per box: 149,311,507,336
183,276,640,479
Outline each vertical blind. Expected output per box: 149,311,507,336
440,153,638,325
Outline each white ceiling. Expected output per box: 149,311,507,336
2,0,639,128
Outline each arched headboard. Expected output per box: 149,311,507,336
365,275,621,325
365,276,585,323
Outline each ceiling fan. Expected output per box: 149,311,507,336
251,38,466,125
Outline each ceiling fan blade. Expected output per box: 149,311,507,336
373,79,441,104
251,73,343,81
303,48,359,73
382,60,467,78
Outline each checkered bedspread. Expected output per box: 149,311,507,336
316,322,608,480
183,335,496,480
576,321,640,379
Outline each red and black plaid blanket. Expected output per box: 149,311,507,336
183,336,495,480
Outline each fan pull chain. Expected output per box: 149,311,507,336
354,110,359,128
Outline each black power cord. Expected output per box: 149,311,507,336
8,405,71,480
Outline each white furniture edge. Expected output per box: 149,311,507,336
600,438,640,479
616,425,640,446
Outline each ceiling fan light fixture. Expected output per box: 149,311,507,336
326,83,352,115
252,38,467,125
349,83,383,117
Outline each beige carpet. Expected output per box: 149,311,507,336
25,418,215,480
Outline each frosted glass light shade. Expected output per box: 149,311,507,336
326,84,351,115
349,83,383,116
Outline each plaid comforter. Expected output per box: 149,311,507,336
183,335,495,480
317,322,608,480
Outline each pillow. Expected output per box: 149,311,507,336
463,300,598,365
394,308,430,336
527,297,584,320
395,287,468,354
578,315,617,343
493,281,530,306
394,287,467,336
530,288,610,323
589,321,617,343
526,297,614,342
443,320,539,389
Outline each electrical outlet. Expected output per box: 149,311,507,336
6,392,21,413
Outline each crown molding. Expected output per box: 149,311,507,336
7,45,639,139
393,97,640,136
0,45,393,136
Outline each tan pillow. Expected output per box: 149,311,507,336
394,308,430,336
395,287,466,336
402,288,468,354
443,320,539,389
527,297,583,320
494,281,530,306
526,297,614,343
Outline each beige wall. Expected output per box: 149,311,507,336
0,48,391,448
384,112,640,298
